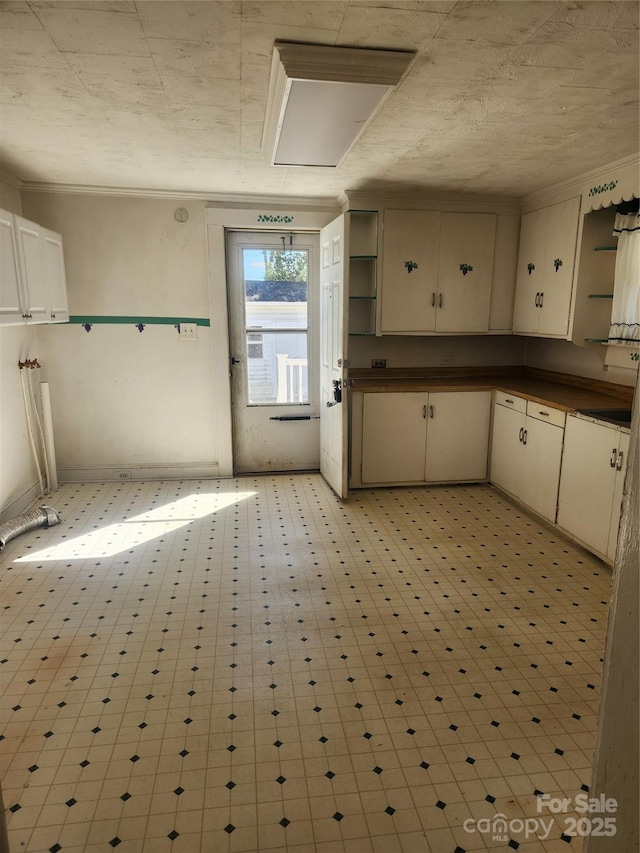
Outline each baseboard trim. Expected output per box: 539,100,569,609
57,463,221,483
0,480,44,524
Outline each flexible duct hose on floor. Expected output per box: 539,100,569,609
0,506,61,551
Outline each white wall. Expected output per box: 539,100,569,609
349,333,525,369
0,177,45,521
20,192,220,480
524,338,637,387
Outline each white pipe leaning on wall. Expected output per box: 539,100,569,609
20,368,45,497
40,382,58,492
27,367,50,491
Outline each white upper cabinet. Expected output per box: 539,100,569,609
0,210,23,324
0,208,69,326
380,210,440,333
380,209,497,334
14,215,49,324
513,196,581,337
41,226,69,323
436,212,497,332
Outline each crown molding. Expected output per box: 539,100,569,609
341,189,522,215
522,152,640,212
0,169,23,189
19,181,340,210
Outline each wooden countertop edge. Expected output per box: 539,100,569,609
348,367,633,412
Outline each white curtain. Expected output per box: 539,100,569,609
608,212,640,345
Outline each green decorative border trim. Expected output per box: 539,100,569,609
257,214,294,223
588,180,618,197
69,315,211,326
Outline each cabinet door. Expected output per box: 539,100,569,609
380,210,440,333
520,417,563,522
14,215,49,323
607,432,629,561
425,391,491,481
0,210,24,324
436,213,496,333
557,416,618,555
512,208,545,334
539,196,580,336
362,392,428,483
490,403,525,497
41,227,69,323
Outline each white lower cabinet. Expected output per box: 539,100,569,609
358,390,491,485
557,416,629,560
490,396,565,522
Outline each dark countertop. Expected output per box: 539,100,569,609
348,367,634,414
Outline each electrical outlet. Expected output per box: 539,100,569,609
118,472,131,479
440,355,455,366
180,323,197,341
371,358,386,368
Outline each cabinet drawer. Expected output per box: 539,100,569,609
526,401,566,428
495,391,526,412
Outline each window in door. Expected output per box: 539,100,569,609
242,246,310,405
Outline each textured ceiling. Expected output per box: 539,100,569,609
0,0,638,199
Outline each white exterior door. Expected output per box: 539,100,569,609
319,215,348,498
227,231,320,473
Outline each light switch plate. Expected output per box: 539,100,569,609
180,323,197,341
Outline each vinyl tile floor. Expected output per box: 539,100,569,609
0,476,611,853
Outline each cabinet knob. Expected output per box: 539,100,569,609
51,313,56,319
539,292,544,308
431,292,436,307
610,448,617,468
519,427,524,442
616,450,624,471
438,293,443,308
522,429,527,445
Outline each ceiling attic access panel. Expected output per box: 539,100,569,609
263,41,415,168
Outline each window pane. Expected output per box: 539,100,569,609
246,332,308,405
243,249,307,329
